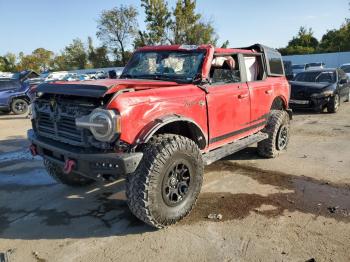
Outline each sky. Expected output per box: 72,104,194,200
0,0,348,55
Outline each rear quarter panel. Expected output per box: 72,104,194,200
270,76,290,108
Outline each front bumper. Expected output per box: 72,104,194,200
28,130,143,180
289,96,330,109
0,104,10,111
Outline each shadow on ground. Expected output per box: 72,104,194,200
0,137,29,153
0,155,349,240
183,162,350,225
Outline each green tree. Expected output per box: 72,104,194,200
63,38,88,70
139,0,172,45
279,26,319,55
0,53,17,72
51,54,67,71
136,0,217,47
172,0,217,45
319,24,350,53
15,48,54,72
97,5,138,65
32,48,54,71
220,40,230,48
87,37,111,68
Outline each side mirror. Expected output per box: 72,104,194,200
340,78,348,84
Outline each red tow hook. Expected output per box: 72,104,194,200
29,144,38,156
63,159,76,174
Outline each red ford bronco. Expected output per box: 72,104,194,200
28,44,292,228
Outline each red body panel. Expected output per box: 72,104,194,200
248,77,290,123
107,85,208,146
206,82,251,149
62,45,289,152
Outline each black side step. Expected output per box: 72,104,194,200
202,132,268,165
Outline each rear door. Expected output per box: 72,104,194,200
206,54,251,149
241,54,273,125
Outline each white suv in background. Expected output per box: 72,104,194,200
305,62,325,71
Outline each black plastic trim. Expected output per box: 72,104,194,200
28,130,143,179
37,83,109,98
210,121,267,144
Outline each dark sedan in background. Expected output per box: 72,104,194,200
289,69,350,113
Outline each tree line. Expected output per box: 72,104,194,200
0,0,349,72
0,0,218,73
278,23,350,56
279,2,350,55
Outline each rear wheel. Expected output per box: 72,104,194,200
257,110,290,158
126,134,203,228
327,94,340,113
11,98,29,115
44,159,96,187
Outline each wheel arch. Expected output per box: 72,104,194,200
135,115,207,150
10,94,30,105
270,96,292,119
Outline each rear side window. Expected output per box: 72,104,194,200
243,55,265,81
265,49,284,76
0,81,20,90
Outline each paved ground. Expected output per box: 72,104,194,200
0,104,349,262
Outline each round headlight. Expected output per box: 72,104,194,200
89,110,116,142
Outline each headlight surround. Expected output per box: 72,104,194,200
311,90,334,98
76,109,121,142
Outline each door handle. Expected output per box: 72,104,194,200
265,89,273,95
238,93,248,99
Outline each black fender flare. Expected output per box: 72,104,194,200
10,94,31,105
135,114,207,149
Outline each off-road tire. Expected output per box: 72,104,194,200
257,110,290,158
11,98,29,115
44,159,95,187
126,134,204,228
327,94,340,113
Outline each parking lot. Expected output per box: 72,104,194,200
0,103,349,262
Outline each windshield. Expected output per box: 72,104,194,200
340,65,350,73
10,72,21,80
292,65,305,70
294,71,336,83
120,50,206,83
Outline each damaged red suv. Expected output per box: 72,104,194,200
28,44,292,228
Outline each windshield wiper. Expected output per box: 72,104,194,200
131,74,188,83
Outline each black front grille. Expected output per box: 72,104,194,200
291,90,308,100
35,98,95,147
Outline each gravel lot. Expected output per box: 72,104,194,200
0,104,349,262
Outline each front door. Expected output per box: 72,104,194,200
206,54,251,149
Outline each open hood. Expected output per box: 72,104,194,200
36,79,181,98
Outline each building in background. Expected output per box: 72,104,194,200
283,51,350,68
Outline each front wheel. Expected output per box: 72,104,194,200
257,110,290,158
11,98,29,115
327,94,340,113
126,134,204,228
